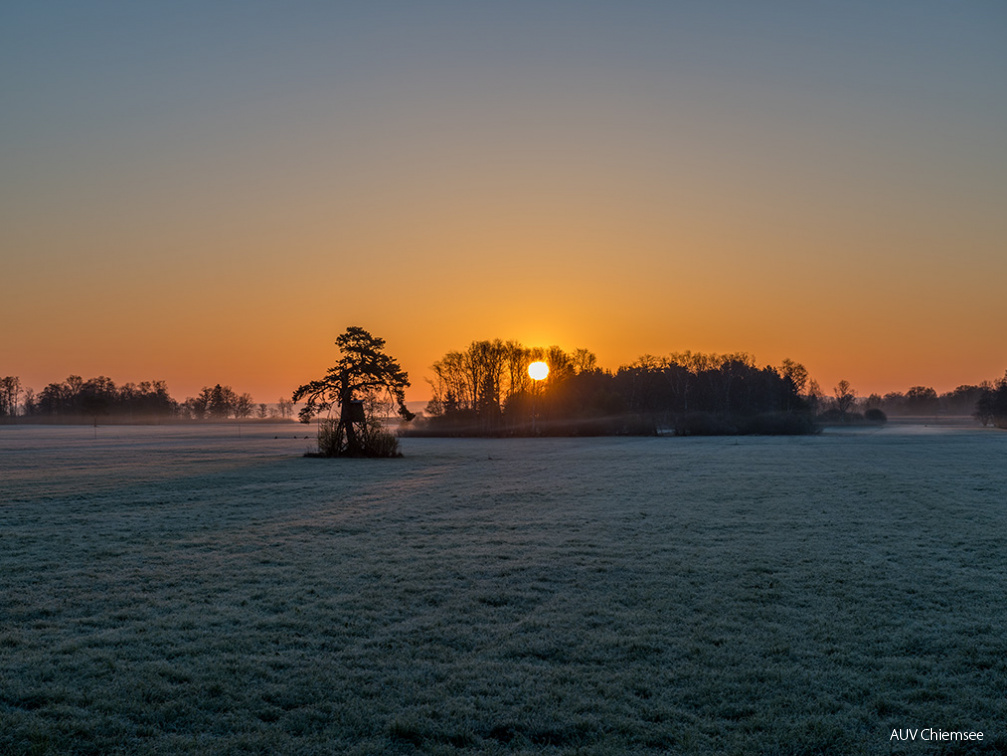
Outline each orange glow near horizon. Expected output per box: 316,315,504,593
2,6,1005,406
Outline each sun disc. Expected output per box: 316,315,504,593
528,361,549,381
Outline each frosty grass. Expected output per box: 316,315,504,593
2,423,1005,755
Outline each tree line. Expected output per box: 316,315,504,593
412,339,1007,436
4,349,1006,432
0,374,296,422
811,374,1007,427
413,341,816,436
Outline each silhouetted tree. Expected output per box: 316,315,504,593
420,343,811,436
807,379,824,415
79,376,116,421
277,398,294,419
994,374,1007,429
942,385,983,416
292,326,414,456
21,387,36,416
206,385,236,418
427,339,544,429
0,376,21,417
975,373,1007,428
904,386,939,416
780,359,809,395
234,392,255,419
833,380,856,417
882,391,906,415
974,382,996,427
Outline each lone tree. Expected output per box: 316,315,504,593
292,326,414,457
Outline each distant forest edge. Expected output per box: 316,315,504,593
408,341,1007,436
0,377,296,423
2,347,1006,432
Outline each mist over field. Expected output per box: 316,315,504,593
2,423,1005,754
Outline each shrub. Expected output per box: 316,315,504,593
358,421,401,457
817,408,866,425
864,408,887,424
316,418,345,456
314,418,401,457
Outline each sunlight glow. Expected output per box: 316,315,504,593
528,361,549,381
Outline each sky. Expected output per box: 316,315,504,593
2,1,1005,404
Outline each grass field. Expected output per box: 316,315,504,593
1,423,1005,755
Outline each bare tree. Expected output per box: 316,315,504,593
277,398,294,419
0,376,21,417
234,392,255,419
834,380,856,416
780,359,808,395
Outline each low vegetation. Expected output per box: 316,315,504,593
313,418,402,458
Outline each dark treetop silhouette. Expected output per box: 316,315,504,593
412,341,817,437
291,327,415,456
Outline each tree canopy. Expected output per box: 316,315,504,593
292,326,414,424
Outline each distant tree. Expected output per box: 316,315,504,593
882,391,905,416
38,379,72,415
974,382,995,426
833,380,856,416
904,386,939,416
467,339,508,420
994,373,1007,429
427,339,566,431
571,348,598,374
79,376,116,421
234,392,255,419
807,379,824,415
184,391,209,420
206,385,238,419
258,403,268,419
0,376,21,417
940,384,980,416
292,326,414,456
975,373,1007,429
780,359,808,395
277,398,294,419
22,386,36,416
864,408,887,424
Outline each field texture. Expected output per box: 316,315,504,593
1,423,1006,755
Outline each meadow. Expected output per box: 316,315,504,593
1,423,1005,755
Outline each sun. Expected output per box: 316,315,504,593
528,361,549,381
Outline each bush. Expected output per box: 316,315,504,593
313,418,401,458
817,408,866,425
358,421,402,457
316,418,345,456
864,408,887,424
